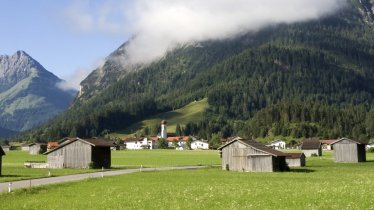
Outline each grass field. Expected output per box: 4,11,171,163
109,98,209,138
1,151,374,209
0,149,220,183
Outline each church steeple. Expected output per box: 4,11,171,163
160,120,167,139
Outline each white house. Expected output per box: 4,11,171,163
123,137,156,150
367,142,374,150
191,140,209,150
267,140,286,150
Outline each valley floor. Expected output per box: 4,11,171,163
0,151,374,209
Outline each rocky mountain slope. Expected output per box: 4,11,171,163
0,51,75,137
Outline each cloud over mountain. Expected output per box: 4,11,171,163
65,0,346,64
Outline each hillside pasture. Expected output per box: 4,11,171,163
1,152,374,209
109,98,209,138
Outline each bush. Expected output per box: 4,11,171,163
311,153,318,157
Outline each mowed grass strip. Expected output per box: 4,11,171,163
1,152,374,210
0,149,220,182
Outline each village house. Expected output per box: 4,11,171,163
29,143,47,155
366,142,374,150
284,153,306,167
123,137,156,150
0,146,5,176
47,142,59,151
331,138,366,163
44,138,115,169
191,140,209,150
218,139,287,172
301,140,322,157
319,139,337,150
166,135,190,150
267,139,286,150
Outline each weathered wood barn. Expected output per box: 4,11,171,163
0,146,5,176
285,153,306,167
218,139,287,172
29,143,47,155
301,140,322,157
331,138,366,163
44,138,115,169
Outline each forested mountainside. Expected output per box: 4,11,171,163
17,0,374,142
0,51,74,137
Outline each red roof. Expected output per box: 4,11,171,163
47,142,59,149
319,139,337,144
166,136,189,142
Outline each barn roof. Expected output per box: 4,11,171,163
218,139,286,157
301,140,321,150
284,153,304,159
331,138,367,145
319,139,337,144
123,137,144,142
0,146,5,156
44,138,116,154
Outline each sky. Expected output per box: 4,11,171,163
0,0,345,91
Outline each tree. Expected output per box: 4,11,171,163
172,139,179,148
157,138,168,149
209,133,222,149
176,124,183,136
186,137,193,150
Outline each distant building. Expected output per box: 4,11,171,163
218,139,287,172
221,136,243,145
123,137,156,150
366,142,374,150
45,138,115,169
301,140,322,157
0,146,5,176
1,146,11,152
319,140,337,150
47,142,59,151
331,138,366,163
160,120,167,139
191,140,209,150
267,140,286,150
21,143,31,151
29,143,47,155
285,153,306,167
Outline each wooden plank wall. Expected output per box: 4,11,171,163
47,149,64,168
303,149,320,157
0,156,2,176
333,140,358,162
63,141,92,168
221,141,274,172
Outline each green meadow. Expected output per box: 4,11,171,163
1,151,374,209
0,149,220,182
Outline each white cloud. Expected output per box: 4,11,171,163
64,0,347,64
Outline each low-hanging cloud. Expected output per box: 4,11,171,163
65,0,346,65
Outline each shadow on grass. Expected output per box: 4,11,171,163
0,175,24,178
289,168,315,173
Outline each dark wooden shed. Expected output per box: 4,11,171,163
218,139,287,172
331,138,366,163
0,146,5,176
285,153,306,167
301,140,322,157
44,138,115,169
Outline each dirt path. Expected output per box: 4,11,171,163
0,166,206,193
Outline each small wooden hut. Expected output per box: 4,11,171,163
284,153,306,167
331,138,366,163
301,140,322,157
44,138,115,169
218,139,287,172
0,146,5,176
29,143,47,155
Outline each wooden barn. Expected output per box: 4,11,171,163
29,143,47,155
301,140,322,157
284,153,306,167
218,139,287,172
331,138,366,163
44,138,115,169
0,146,5,176
21,143,31,151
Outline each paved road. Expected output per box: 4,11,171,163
0,166,206,193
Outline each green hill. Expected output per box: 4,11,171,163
17,0,374,141
110,98,209,138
